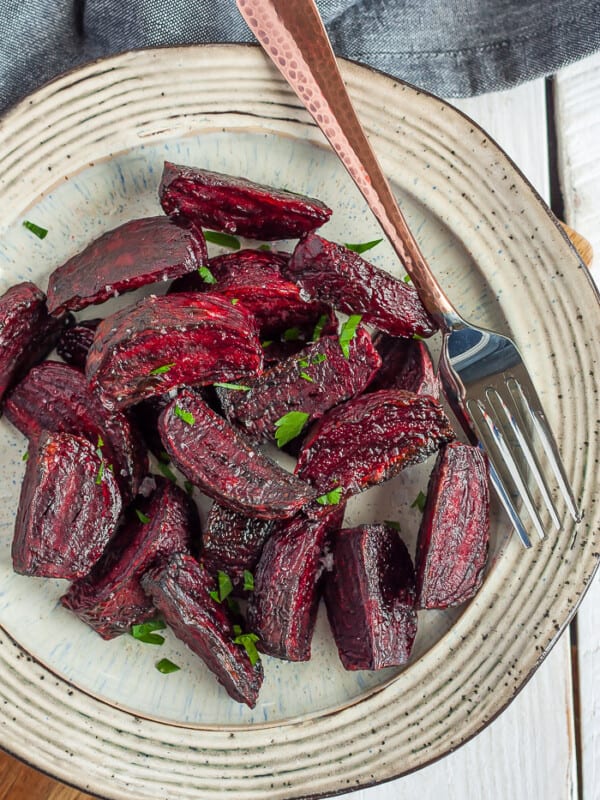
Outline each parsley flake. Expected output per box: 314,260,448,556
261,340,273,349
157,461,178,483
411,490,427,512
131,620,166,645
403,274,412,284
311,313,329,341
95,460,105,485
299,371,314,382
184,480,195,495
174,405,195,425
412,333,425,341
344,238,383,254
316,486,343,506
209,570,234,604
155,658,180,674
384,520,402,531
158,450,171,464
243,570,254,591
312,353,327,364
283,326,302,342
339,314,362,358
258,243,271,251
232,628,261,666
198,265,217,285
213,382,251,391
230,298,240,305
203,231,241,250
135,509,151,524
274,410,310,448
21,451,29,462
97,435,104,448
150,362,175,376
23,220,48,239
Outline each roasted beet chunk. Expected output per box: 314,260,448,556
202,503,274,587
5,361,148,503
46,216,207,315
56,318,101,370
247,505,345,661
218,329,381,443
370,334,440,397
61,479,198,638
159,162,332,240
296,389,454,496
141,553,263,707
324,524,417,669
286,233,436,338
0,282,70,407
415,442,490,608
12,431,122,579
86,293,263,409
159,389,317,518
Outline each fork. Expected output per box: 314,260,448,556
236,0,582,547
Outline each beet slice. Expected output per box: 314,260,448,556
61,479,198,638
0,282,70,407
247,504,345,661
56,318,101,370
159,162,332,240
12,431,122,579
159,389,317,518
218,328,381,443
46,216,207,315
323,524,417,669
286,233,436,338
86,292,263,410
202,503,274,587
415,442,490,608
141,552,263,707
296,389,454,496
370,334,440,397
5,361,148,503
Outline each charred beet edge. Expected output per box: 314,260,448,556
61,478,198,639
141,552,263,707
46,216,207,316
5,361,148,503
56,318,101,370
415,442,490,608
85,293,263,410
202,503,274,587
159,389,317,518
370,334,440,397
296,389,455,496
247,504,345,661
324,524,417,669
0,282,71,408
286,233,436,338
12,431,122,579
218,328,381,443
159,162,332,240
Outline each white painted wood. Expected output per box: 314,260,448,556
342,79,577,800
555,50,600,800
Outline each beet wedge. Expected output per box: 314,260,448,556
415,442,490,608
218,328,381,443
56,318,101,370
141,552,263,707
5,361,148,503
61,478,198,638
0,282,70,408
12,431,122,579
370,334,440,397
287,233,436,338
159,162,332,240
46,216,207,315
159,389,317,518
247,504,345,661
296,389,454,496
86,293,263,410
324,524,417,669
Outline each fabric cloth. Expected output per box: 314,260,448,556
1,0,600,113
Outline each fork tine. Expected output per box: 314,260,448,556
487,461,532,549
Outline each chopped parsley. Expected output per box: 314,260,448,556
184,480,195,495
316,486,343,506
157,461,178,483
95,460,105,485
155,658,180,674
230,298,240,305
403,274,412,284
384,520,402,531
135,509,151,524
258,243,271,251
23,220,48,239
213,382,251,391
282,326,302,342
203,231,241,250
311,313,329,341
411,490,427,512
412,333,425,341
243,570,254,592
338,314,362,358
198,265,217,285
208,570,234,604
344,238,383,254
274,410,309,448
173,405,195,425
261,340,273,349
159,450,171,464
232,624,261,666
150,362,175,376
21,451,29,462
131,620,166,645
299,371,314,382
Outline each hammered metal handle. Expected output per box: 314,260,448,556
237,0,458,325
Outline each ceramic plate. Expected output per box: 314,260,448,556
0,45,598,799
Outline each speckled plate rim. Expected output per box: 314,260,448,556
0,44,599,800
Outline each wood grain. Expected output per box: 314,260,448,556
0,749,93,800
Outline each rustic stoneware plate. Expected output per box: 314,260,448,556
0,45,598,799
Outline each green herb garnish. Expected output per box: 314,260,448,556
135,509,151,524
184,480,195,495
243,570,254,592
412,333,425,341
274,410,309,448
198,265,217,284
158,450,171,464
174,405,195,425
209,570,234,604
131,620,166,645
204,231,241,250
23,220,48,239
150,362,175,376
232,625,261,666
157,461,178,483
403,274,412,284
230,298,240,305
316,486,343,506
283,326,302,342
155,658,180,674
384,520,402,531
311,313,329,342
261,340,273,349
339,314,362,358
213,382,251,391
299,371,314,382
95,461,105,485
411,490,427,512
22,451,29,462
258,243,271,251
344,238,383,254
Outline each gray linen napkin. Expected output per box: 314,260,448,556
1,0,600,112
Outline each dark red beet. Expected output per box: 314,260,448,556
56,318,101,370
202,503,274,587
324,524,417,669
415,442,490,608
370,334,440,397
0,282,70,407
61,479,198,638
5,361,148,503
218,329,381,443
247,504,345,661
158,389,317,518
286,233,436,338
296,389,454,496
141,552,263,707
46,216,207,315
12,431,122,579
159,162,332,240
86,293,263,410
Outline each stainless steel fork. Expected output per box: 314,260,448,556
236,0,582,546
